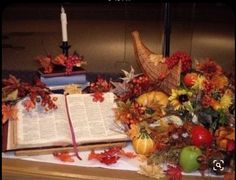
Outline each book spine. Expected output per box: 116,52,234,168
40,74,87,86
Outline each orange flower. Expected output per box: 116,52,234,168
2,103,18,124
196,58,222,78
211,75,228,89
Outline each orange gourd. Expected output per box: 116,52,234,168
132,128,155,156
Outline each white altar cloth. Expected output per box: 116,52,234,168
2,143,222,178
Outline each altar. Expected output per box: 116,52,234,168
2,2,235,180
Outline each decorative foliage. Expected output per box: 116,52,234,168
165,51,192,73
138,162,165,179
92,91,104,102
2,75,57,125
165,165,182,180
2,103,18,124
53,151,75,162
88,146,136,165
36,52,86,74
113,54,235,177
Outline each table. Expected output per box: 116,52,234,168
2,158,222,180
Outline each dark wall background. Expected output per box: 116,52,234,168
2,3,235,76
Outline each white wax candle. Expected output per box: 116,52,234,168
61,6,68,42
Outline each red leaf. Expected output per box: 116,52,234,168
92,91,104,102
88,149,105,161
53,152,74,162
165,165,182,180
88,146,134,165
119,149,137,158
23,99,35,111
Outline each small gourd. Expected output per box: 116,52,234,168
132,128,155,156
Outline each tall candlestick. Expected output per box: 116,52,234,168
61,6,68,42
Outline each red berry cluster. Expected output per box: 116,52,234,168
165,51,192,73
117,102,146,125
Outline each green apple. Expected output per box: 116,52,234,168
179,146,202,173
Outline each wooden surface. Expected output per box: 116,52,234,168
15,142,127,156
2,158,222,180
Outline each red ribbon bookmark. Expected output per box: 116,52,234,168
65,95,82,160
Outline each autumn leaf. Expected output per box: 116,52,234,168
88,149,120,165
128,124,140,140
2,103,18,124
138,163,165,179
53,152,74,162
52,54,66,66
36,56,53,73
23,99,35,111
119,149,137,158
165,165,182,180
88,146,135,165
92,91,104,102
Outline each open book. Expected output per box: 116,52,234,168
3,92,129,151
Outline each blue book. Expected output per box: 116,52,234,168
38,68,87,86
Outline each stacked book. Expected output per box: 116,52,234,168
38,67,88,90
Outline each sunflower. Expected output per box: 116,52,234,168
196,58,222,78
169,89,193,110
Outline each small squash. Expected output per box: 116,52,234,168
132,128,155,156
136,91,169,116
136,91,168,107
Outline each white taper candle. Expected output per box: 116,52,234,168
61,6,68,42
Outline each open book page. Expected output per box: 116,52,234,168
66,92,129,144
15,94,72,149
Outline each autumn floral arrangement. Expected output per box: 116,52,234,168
2,50,235,179
109,53,235,179
36,52,86,74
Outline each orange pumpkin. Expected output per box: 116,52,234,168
132,128,155,156
136,91,169,116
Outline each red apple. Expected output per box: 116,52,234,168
183,73,198,87
179,146,202,173
191,125,213,147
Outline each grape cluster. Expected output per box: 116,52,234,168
165,51,192,73
65,54,84,75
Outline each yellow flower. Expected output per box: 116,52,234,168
191,75,206,90
169,89,192,110
220,89,233,110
